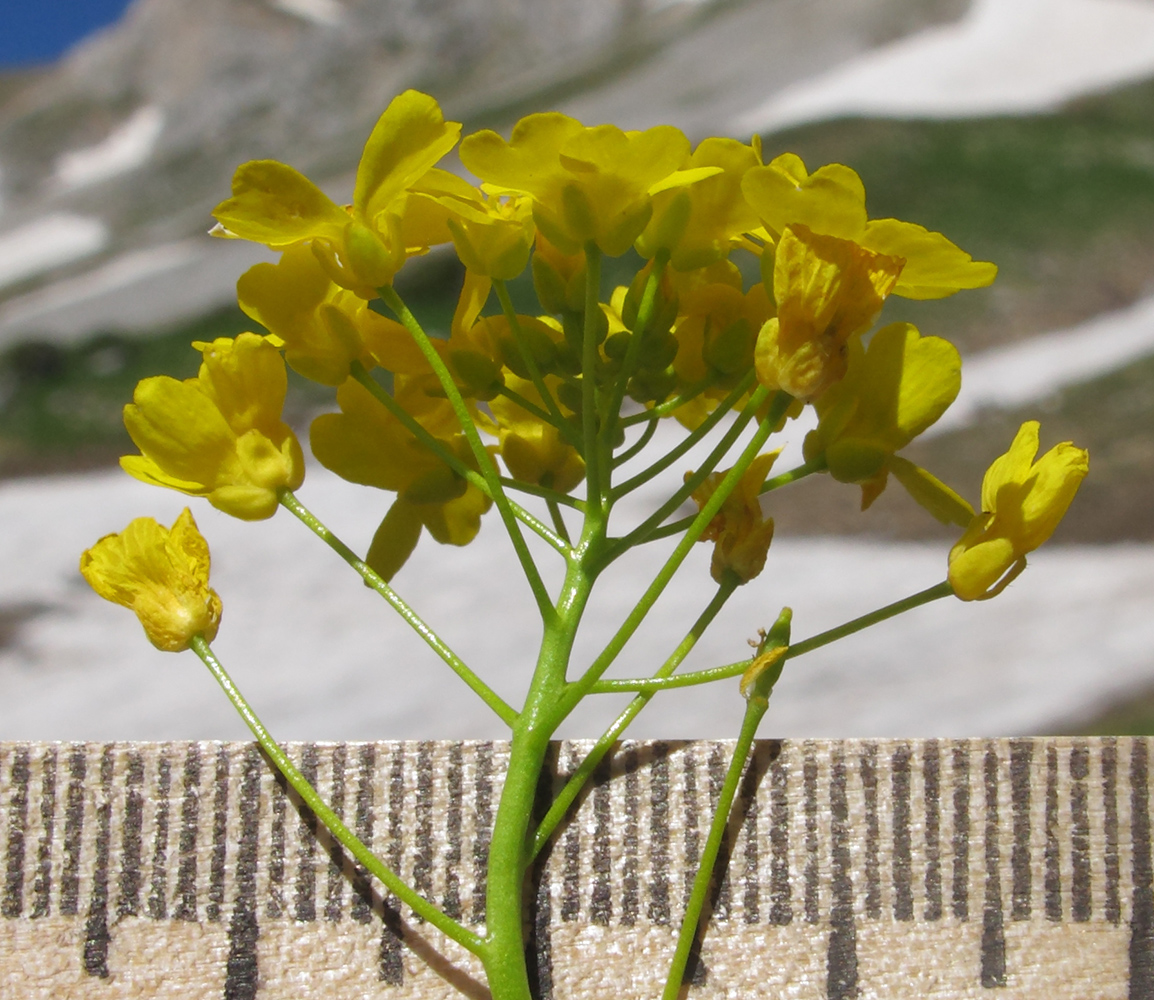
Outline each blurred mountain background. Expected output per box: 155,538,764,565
1,0,1153,738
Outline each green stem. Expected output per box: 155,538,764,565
278,488,518,727
482,509,606,1000
547,498,572,544
760,454,827,493
581,243,605,513
610,387,785,561
611,373,755,501
380,284,556,623
351,364,567,554
620,375,713,427
787,580,953,658
616,580,955,694
494,384,555,426
661,663,780,998
662,609,791,1000
602,251,668,445
588,659,747,694
498,476,584,511
635,512,697,544
190,635,484,955
493,279,580,447
530,574,738,857
621,452,828,545
612,417,659,469
560,392,776,711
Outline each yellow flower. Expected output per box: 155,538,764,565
755,224,903,401
689,451,780,584
237,244,401,385
804,322,967,512
415,169,537,280
949,422,1089,601
80,508,222,652
636,137,762,271
530,232,588,314
490,376,585,493
669,276,772,428
309,378,491,579
742,153,997,299
121,334,305,520
460,113,719,256
212,90,461,289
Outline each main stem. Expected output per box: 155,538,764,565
481,516,605,1000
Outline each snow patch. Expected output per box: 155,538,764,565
0,214,108,290
0,240,201,327
930,293,1154,435
270,0,345,28
1,463,1151,739
733,0,1154,135
54,106,165,191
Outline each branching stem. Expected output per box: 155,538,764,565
278,488,518,727
191,635,484,954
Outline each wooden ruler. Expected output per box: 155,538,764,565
0,738,1148,999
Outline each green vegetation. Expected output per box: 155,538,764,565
0,255,472,477
0,309,246,477
764,77,1154,352
1061,682,1154,737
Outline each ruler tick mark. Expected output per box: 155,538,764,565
1129,739,1154,997
224,744,262,1000
924,740,943,921
174,744,201,922
1044,743,1062,922
82,745,114,978
1069,742,1091,923
951,741,971,922
208,746,230,923
981,743,1007,988
146,751,171,921
827,745,858,1000
2,746,30,918
116,748,145,919
60,744,86,917
861,742,880,921
30,746,56,919
1010,739,1033,922
892,743,913,922
323,743,348,923
350,743,375,925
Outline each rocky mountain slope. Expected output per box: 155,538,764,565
0,0,963,342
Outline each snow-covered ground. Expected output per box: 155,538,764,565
53,105,165,192
734,0,1154,134
0,237,276,343
2,443,1150,742
271,0,346,28
929,292,1154,436
0,214,107,292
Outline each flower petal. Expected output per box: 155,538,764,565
212,160,349,249
356,90,461,226
862,219,997,299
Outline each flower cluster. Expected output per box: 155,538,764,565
79,87,1091,1000
91,88,1086,613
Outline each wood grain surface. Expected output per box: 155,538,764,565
0,739,1145,999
